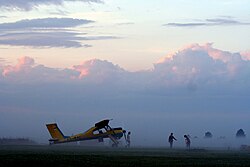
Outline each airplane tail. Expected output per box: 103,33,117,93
46,123,65,140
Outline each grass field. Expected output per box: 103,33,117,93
0,145,250,167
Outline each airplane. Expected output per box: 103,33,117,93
46,119,126,147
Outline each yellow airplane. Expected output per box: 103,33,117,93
46,119,125,146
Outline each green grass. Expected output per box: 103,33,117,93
0,145,250,167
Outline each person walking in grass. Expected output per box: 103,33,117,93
184,135,191,149
168,133,177,148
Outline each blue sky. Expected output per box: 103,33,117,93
0,0,250,146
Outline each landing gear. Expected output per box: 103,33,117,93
112,143,118,147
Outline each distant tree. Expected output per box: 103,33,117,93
204,131,213,138
236,129,246,138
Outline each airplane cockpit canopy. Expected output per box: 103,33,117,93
95,119,110,130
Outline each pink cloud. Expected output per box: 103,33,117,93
153,43,250,88
181,43,240,63
72,59,95,79
155,43,235,64
72,59,125,82
1,44,250,86
2,56,34,77
241,51,250,61
0,57,124,83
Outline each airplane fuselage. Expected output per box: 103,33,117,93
50,127,124,144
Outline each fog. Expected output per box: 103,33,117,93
0,88,249,148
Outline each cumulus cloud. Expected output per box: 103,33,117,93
1,57,126,84
72,59,125,80
2,56,34,77
164,17,250,27
0,18,118,48
1,57,79,83
241,51,250,61
0,0,103,11
1,43,250,89
153,43,250,89
1,44,250,84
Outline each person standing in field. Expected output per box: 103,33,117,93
184,135,191,149
168,133,177,148
126,131,131,147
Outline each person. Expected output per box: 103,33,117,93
126,131,131,148
184,135,191,149
168,133,177,148
98,130,104,142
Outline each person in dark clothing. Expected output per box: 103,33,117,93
168,133,177,148
126,131,131,147
184,135,191,149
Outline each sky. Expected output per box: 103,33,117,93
0,0,250,147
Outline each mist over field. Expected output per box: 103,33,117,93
0,44,249,148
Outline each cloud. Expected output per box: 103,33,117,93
0,18,93,30
2,56,34,77
1,43,250,87
153,43,250,89
116,22,135,26
1,57,126,84
49,9,70,16
0,0,103,11
73,59,126,83
0,31,117,48
0,18,118,48
241,51,250,61
1,56,79,82
164,17,250,27
0,31,90,48
165,23,207,27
